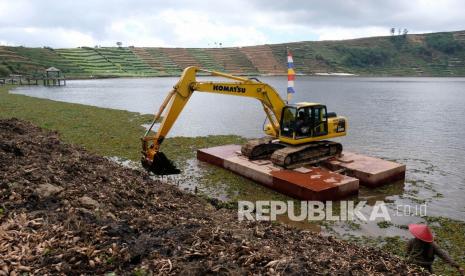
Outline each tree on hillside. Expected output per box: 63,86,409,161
116,42,123,48
390,28,395,36
403,28,408,37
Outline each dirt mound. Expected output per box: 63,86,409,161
0,118,427,275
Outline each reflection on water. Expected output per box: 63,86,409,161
12,77,465,229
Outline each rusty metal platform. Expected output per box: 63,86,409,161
323,152,406,187
197,145,359,200
197,145,406,200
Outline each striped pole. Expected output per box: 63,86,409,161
287,49,296,103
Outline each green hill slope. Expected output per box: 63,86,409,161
1,30,464,78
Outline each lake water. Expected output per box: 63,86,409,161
12,77,465,229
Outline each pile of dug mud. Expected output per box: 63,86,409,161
0,118,427,275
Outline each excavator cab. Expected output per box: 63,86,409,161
278,102,346,145
280,104,329,140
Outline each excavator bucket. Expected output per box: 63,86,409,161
141,152,180,175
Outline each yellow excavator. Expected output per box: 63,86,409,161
141,66,347,175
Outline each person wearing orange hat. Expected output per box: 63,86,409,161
407,224,464,274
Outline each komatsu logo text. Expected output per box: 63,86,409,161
212,85,246,93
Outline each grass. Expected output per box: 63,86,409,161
0,85,151,160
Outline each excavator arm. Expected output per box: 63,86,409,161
141,66,287,175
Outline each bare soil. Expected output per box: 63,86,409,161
0,118,427,275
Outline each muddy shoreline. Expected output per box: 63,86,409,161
0,118,428,274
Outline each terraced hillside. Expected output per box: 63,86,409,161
55,48,124,76
0,47,85,77
239,45,285,74
205,47,258,75
188,48,224,71
137,47,182,75
94,47,157,76
131,47,166,73
269,42,334,74
7,47,85,76
1,30,465,78
162,48,202,70
0,47,42,76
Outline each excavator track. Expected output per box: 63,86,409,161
270,141,342,168
241,137,285,160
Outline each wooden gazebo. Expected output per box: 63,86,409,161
44,67,66,86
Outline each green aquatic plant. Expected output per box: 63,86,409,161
377,221,393,229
